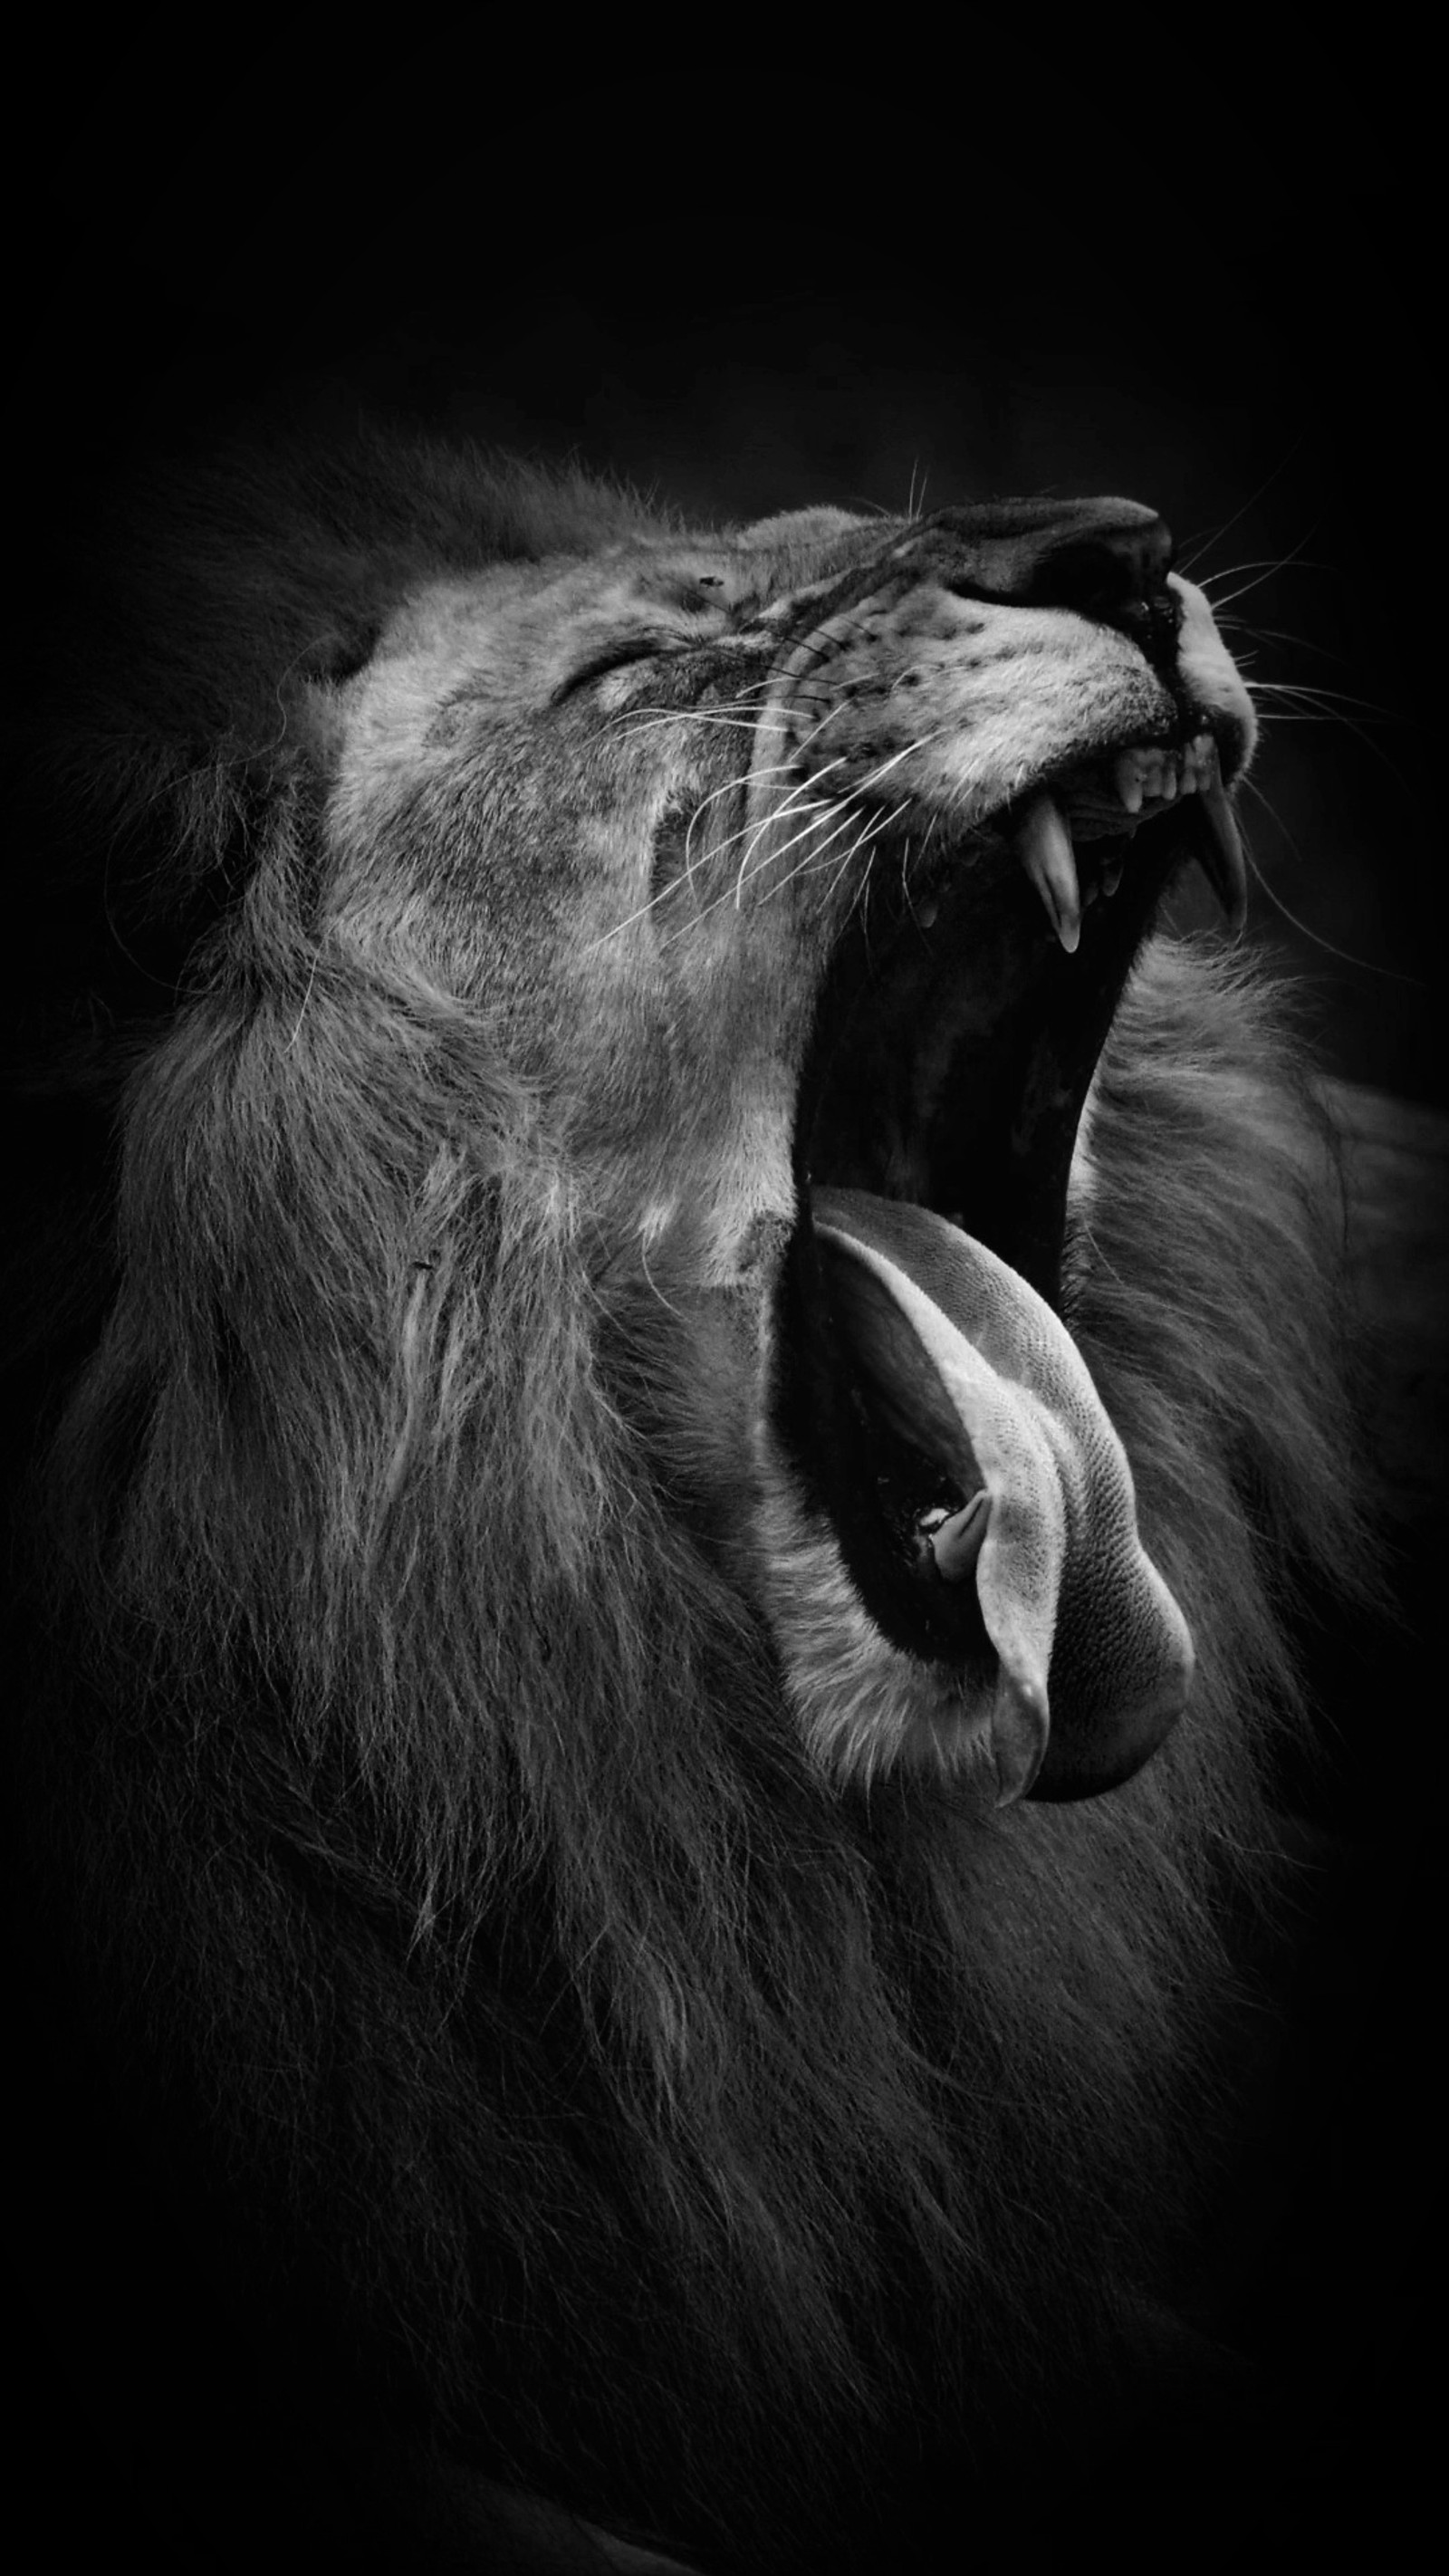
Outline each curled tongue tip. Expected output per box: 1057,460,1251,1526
922,1488,990,1583
1016,793,1081,952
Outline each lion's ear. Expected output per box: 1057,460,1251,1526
734,506,874,582
737,507,868,548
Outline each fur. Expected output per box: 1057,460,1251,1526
9,433,1362,2571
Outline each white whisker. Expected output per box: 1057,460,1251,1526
1197,536,1326,613
745,801,879,912
1237,779,1424,985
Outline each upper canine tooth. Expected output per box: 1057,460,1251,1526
1016,793,1081,953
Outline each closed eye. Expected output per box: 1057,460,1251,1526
551,637,666,703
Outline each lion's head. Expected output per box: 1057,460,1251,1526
11,437,1353,2571
324,485,1254,1812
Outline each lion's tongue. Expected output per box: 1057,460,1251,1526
811,1187,1194,1803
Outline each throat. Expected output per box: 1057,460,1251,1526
802,827,1176,1306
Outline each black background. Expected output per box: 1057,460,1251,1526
11,36,1439,2569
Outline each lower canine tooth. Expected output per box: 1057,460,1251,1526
1017,793,1081,953
1195,775,1248,927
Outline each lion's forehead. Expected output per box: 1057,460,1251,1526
356,514,900,717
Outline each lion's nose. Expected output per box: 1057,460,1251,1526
924,499,1181,666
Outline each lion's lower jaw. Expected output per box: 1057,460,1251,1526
752,1452,1018,1800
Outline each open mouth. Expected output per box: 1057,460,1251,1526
770,731,1244,1799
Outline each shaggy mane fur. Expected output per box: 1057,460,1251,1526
9,435,1362,2572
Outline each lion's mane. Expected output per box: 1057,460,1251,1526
9,436,1361,2571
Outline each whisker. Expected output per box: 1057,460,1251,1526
611,684,774,732
610,709,763,741
791,798,913,928
1238,779,1424,986
733,797,862,914
836,800,917,930
731,769,926,922
1198,535,1328,613
596,746,856,946
709,763,854,886
1222,621,1366,671
680,780,915,945
584,799,809,951
1249,686,1419,804
657,793,853,947
849,731,948,800
1252,705,1336,726
1174,444,1305,576
815,825,876,921
746,820,863,918
683,760,823,877
1251,678,1400,722
801,801,898,907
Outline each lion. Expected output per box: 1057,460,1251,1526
7,432,1363,2571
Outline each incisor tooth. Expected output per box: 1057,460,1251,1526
1017,793,1080,953
1104,732,1243,920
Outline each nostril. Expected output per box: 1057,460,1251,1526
924,501,1182,666
1115,586,1184,654
1024,520,1176,620
1023,522,1182,673
931,500,1175,612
